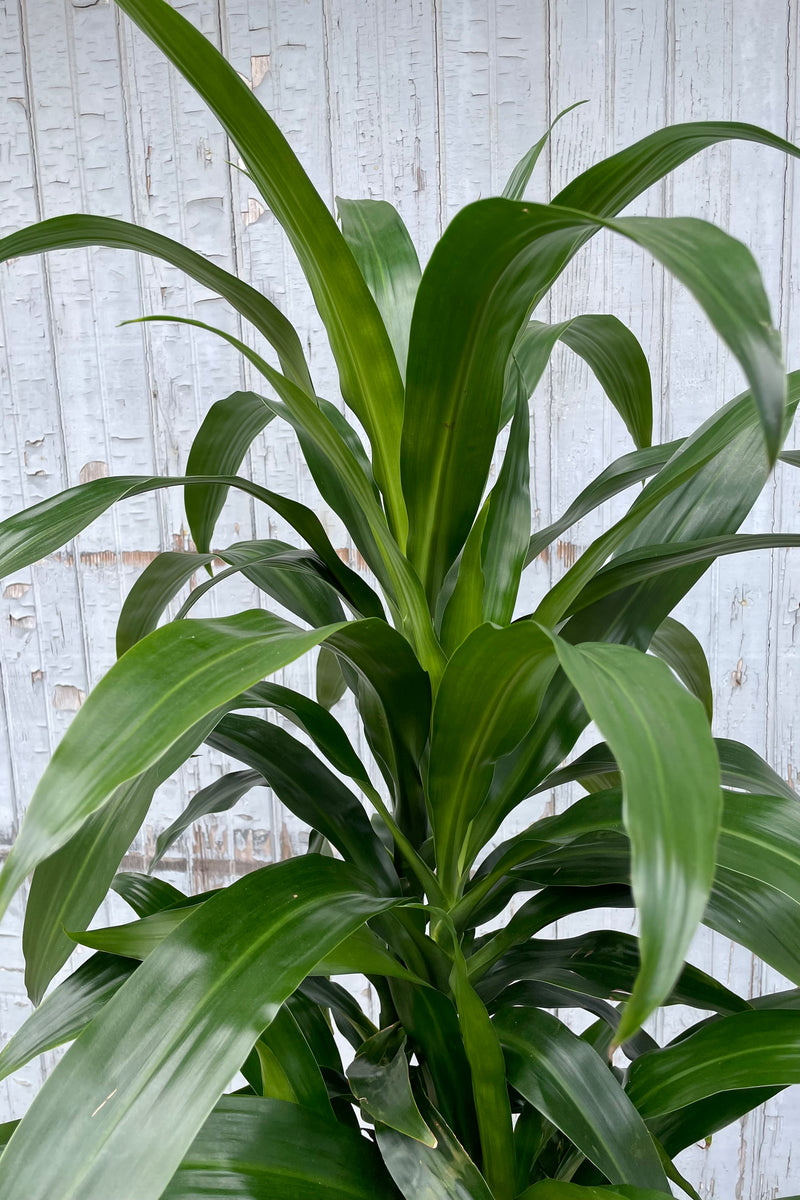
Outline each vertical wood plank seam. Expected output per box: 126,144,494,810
16,0,85,758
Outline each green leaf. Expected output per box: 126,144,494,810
0,216,312,392
389,981,480,1157
179,540,348,628
439,506,490,655
525,442,682,566
626,1009,800,1119
206,713,398,891
256,1004,334,1117
347,1024,436,1145
110,871,188,917
428,622,556,898
515,315,652,449
547,638,721,1041
237,679,374,791
494,1007,668,1191
22,711,225,1004
337,198,421,381
0,857,398,1200
184,390,276,554
480,928,747,1019
502,102,587,201
402,200,785,607
327,620,432,845
446,934,516,1200
113,0,406,534
0,611,345,923
0,472,382,621
161,1095,400,1199
480,384,531,625
0,953,136,1084
150,770,261,872
647,617,713,723
316,645,348,710
116,551,213,658
376,1097,495,1200
555,119,800,220
567,533,800,615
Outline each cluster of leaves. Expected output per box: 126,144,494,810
1,1,800,1197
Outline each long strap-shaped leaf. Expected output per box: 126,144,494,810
162,1095,401,1199
376,1096,495,1200
480,375,800,851
0,611,346,922
512,316,652,449
0,216,312,392
546,637,721,1041
626,1009,800,1119
0,472,381,619
0,952,136,1084
428,622,557,900
403,198,786,605
525,442,683,566
22,709,227,1003
494,1007,668,1191
184,390,277,554
113,0,406,533
519,1186,671,1200
0,857,397,1200
337,198,421,382
206,714,397,891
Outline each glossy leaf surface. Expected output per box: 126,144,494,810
0,857,397,1200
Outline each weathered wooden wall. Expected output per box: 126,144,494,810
1,0,799,1191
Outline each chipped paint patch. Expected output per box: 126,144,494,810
251,54,270,88
8,615,35,632
79,460,109,484
2,583,30,600
52,684,86,711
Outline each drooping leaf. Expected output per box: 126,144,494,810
346,1024,436,1145
513,315,652,449
626,1009,800,1119
110,871,188,917
567,532,800,615
479,929,747,1019
185,391,275,554
525,442,682,566
0,216,312,391
22,711,226,1004
0,953,137,1084
545,637,721,1041
116,551,214,657
113,0,406,533
0,857,398,1200
647,617,713,723
0,612,345,922
402,200,786,606
337,198,421,381
0,472,381,620
206,713,398,892
494,1007,668,1191
150,770,262,872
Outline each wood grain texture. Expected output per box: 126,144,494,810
1,0,799,1189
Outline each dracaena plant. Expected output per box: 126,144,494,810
2,4,800,1199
